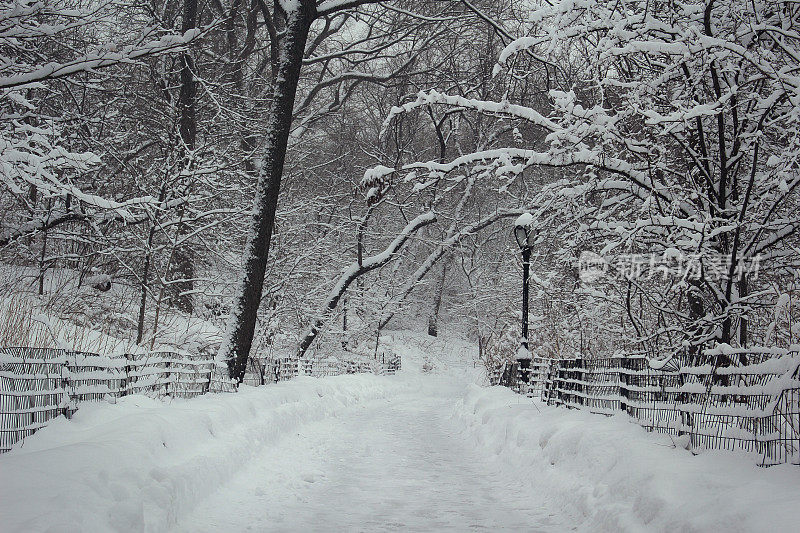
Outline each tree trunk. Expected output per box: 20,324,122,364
136,184,168,345
170,248,195,313
427,261,447,337
171,0,197,314
738,273,748,363
223,4,314,382
37,199,51,296
686,279,705,364
178,0,196,158
136,240,153,345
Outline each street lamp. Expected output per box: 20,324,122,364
513,214,536,384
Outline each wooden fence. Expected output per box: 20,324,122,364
492,347,800,466
0,347,236,453
244,350,402,385
1,346,402,453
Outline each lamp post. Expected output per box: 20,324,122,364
514,215,535,384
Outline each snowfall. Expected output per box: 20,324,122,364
2,333,800,532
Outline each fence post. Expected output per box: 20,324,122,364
61,358,71,419
204,362,212,393
122,353,131,397
165,359,171,398
618,356,628,414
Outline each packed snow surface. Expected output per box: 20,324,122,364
174,379,558,533
2,340,800,532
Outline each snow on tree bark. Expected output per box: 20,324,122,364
222,1,317,382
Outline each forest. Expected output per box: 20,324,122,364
1,0,798,382
3,2,800,531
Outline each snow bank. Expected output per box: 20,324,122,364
453,385,800,532
0,375,413,532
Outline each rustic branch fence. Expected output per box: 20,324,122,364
241,350,401,386
491,347,800,466
1,346,401,453
0,347,236,453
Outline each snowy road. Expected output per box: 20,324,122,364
173,382,560,532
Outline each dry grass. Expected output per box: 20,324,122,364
0,296,55,348
0,265,221,355
0,293,137,354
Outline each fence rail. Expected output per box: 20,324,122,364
492,348,800,466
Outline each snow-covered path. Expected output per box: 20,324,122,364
3,338,800,532
173,383,559,532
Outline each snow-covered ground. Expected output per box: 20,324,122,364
173,378,560,533
2,335,799,532
457,385,800,532
0,375,415,532
0,265,224,355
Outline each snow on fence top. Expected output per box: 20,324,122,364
492,349,800,466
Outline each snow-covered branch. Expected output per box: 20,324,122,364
0,27,211,89
297,211,436,356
